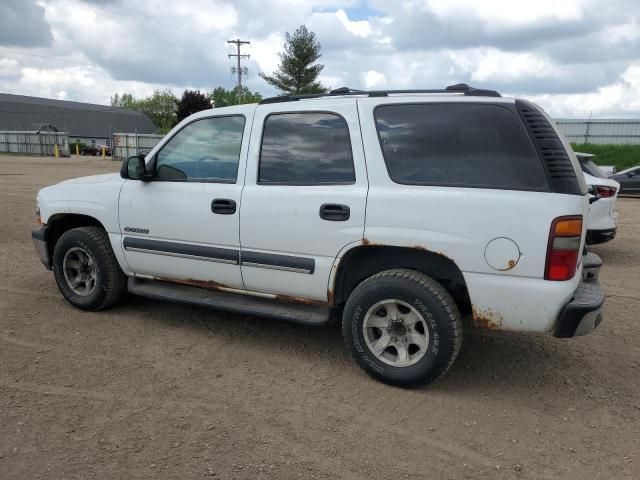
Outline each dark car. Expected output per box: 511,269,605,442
80,145,111,156
610,166,640,195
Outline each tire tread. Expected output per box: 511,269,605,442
54,226,126,311
342,268,463,386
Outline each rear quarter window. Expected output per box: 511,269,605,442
374,103,549,191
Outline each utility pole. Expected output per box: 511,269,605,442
227,38,250,104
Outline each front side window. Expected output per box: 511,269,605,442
259,112,355,185
374,103,549,190
155,115,245,183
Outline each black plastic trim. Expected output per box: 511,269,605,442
515,99,581,195
554,279,604,338
259,83,501,104
128,278,330,325
32,225,52,270
122,237,315,274
586,228,616,245
241,251,315,274
123,237,239,264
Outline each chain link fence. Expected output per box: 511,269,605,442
555,119,640,145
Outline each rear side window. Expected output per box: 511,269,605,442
374,103,549,190
259,112,355,185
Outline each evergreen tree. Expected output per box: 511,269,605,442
259,25,327,95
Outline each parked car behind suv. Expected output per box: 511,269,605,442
32,84,604,386
575,152,620,244
610,165,640,195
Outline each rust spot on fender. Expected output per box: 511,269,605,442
327,289,334,305
471,305,503,330
275,294,325,306
361,237,371,245
506,259,517,270
412,245,427,250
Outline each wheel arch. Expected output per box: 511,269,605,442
46,213,107,258
330,245,471,315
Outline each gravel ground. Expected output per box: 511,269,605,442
1,155,639,480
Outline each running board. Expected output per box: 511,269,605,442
127,278,331,326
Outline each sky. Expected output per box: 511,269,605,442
1,0,639,118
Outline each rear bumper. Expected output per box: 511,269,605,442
32,225,52,270
586,228,616,245
553,253,605,338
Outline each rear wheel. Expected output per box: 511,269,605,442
53,226,127,311
342,269,462,387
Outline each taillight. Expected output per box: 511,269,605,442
595,185,616,198
545,216,582,281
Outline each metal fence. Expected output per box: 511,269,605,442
0,131,70,156
555,119,640,145
112,133,163,161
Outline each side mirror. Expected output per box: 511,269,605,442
627,171,635,177
120,155,151,182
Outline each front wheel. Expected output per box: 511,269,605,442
52,226,127,311
342,269,462,387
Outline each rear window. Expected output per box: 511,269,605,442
579,159,608,179
374,103,549,190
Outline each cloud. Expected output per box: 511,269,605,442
0,0,53,47
0,0,640,117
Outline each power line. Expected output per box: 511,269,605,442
227,39,250,104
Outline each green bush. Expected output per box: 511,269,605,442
570,143,640,171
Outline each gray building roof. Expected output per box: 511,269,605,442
0,93,156,137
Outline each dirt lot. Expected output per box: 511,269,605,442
1,155,639,479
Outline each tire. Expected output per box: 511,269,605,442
52,226,127,311
342,269,462,387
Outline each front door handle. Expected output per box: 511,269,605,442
211,198,236,215
319,203,350,221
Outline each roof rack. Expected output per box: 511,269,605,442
259,83,501,104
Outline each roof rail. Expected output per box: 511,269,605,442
258,83,501,104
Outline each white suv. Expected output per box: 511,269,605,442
32,84,605,386
576,153,620,244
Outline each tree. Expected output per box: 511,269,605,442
259,25,327,95
110,92,138,109
136,89,178,134
176,89,211,122
208,86,262,107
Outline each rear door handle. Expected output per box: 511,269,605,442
319,203,350,221
211,198,236,215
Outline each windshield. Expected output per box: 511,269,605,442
579,159,608,179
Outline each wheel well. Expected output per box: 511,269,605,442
332,246,471,313
47,214,105,257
